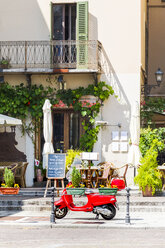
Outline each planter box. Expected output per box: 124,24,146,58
0,64,9,69
66,188,85,195
98,188,118,195
0,187,19,195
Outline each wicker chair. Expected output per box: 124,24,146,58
111,164,128,187
97,163,112,187
15,162,28,188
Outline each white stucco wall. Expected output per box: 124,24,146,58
15,125,34,187
88,0,141,185
0,0,141,186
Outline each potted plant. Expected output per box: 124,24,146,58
0,168,19,195
35,160,46,182
134,139,163,196
0,57,10,69
66,166,85,195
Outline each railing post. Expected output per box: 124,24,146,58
25,41,27,70
125,187,131,224
50,186,55,223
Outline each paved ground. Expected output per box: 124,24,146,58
0,226,165,248
0,209,165,229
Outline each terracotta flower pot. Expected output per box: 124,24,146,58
36,169,43,182
0,187,19,195
142,186,153,197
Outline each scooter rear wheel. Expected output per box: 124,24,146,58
54,206,68,219
100,204,116,220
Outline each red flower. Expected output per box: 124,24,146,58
27,101,30,105
140,100,146,106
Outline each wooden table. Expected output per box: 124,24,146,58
158,165,165,190
79,166,117,188
80,166,100,188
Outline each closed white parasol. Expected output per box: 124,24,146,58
42,99,54,168
0,114,22,126
127,101,141,170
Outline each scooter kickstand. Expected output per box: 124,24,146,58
95,213,99,220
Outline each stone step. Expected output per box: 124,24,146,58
0,198,165,212
0,204,165,212
0,188,164,212
0,198,165,207
17,187,143,197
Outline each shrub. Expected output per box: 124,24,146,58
4,168,15,187
140,127,165,157
71,166,81,188
134,139,163,195
65,149,82,172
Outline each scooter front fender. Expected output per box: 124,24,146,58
54,198,67,209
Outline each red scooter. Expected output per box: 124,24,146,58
54,179,125,220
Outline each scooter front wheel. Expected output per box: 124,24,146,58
101,204,116,220
54,206,68,219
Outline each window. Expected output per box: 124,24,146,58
52,4,76,40
51,1,88,68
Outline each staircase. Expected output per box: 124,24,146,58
0,188,164,213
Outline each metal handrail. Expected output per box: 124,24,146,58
0,40,101,71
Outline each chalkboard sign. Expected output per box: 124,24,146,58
47,153,66,179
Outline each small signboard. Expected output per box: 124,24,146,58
46,153,66,179
81,152,99,161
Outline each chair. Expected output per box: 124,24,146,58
97,162,112,187
15,162,28,188
111,164,128,187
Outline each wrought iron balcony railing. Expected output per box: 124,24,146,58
0,40,101,71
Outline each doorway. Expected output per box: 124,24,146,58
53,110,83,153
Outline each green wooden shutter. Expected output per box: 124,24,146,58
76,1,88,68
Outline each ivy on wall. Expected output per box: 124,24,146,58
0,81,115,151
141,97,165,126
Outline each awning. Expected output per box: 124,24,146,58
0,114,22,126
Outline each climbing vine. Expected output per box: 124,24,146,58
141,97,165,126
0,81,115,151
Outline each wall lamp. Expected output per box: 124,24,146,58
58,75,66,90
141,68,164,95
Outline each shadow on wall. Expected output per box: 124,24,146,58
0,0,50,40
98,46,131,162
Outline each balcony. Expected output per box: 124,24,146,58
0,40,101,73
